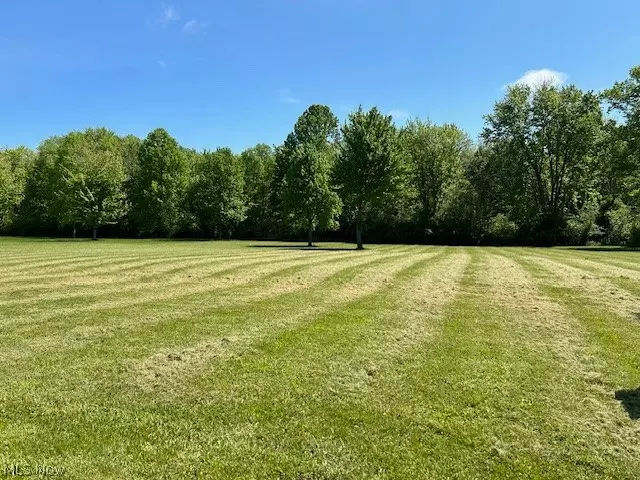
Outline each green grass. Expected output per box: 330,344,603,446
0,238,639,479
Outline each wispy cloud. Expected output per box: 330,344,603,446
157,4,179,26
158,59,167,69
507,69,568,90
279,88,301,105
183,19,207,35
389,109,410,121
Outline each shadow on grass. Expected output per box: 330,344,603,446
616,388,640,419
249,245,358,252
564,247,640,252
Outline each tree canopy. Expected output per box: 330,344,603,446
3,64,640,247
401,120,473,234
188,148,246,238
277,105,342,246
335,107,401,249
130,128,189,237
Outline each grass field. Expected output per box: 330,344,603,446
0,238,639,479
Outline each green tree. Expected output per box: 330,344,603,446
482,84,602,244
188,148,247,238
130,128,189,236
120,135,142,179
276,105,342,246
52,129,127,239
465,145,509,237
240,144,276,237
400,120,473,234
0,147,34,231
602,66,640,213
335,107,401,249
20,137,65,233
604,66,640,136
118,134,143,234
435,175,484,243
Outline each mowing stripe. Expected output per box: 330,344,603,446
1,249,421,363
0,250,285,285
0,248,379,331
127,248,447,394
538,248,640,276
504,249,640,321
187,248,470,402
0,250,304,306
532,249,640,297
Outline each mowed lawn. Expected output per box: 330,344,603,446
1,239,639,479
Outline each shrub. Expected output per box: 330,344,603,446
629,220,640,247
607,202,634,245
486,214,517,244
565,195,603,245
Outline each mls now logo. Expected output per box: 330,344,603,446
3,464,66,477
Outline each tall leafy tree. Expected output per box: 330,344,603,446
188,148,247,238
20,137,65,232
118,134,143,234
602,66,640,211
604,66,640,137
434,174,485,243
400,120,473,234
276,105,342,246
482,84,602,244
240,144,276,237
120,135,143,179
48,129,127,239
130,128,189,236
335,107,401,249
0,147,34,231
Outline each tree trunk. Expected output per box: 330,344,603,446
92,226,98,241
72,226,77,239
356,222,364,250
307,228,314,247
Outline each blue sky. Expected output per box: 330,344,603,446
1,0,639,152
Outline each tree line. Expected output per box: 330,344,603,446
1,66,639,247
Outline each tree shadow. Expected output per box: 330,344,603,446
249,245,358,252
615,388,640,419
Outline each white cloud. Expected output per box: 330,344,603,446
158,60,166,69
157,4,179,25
279,88,301,105
508,69,568,90
389,109,410,121
183,19,207,34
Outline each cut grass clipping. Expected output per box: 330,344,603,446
0,238,639,479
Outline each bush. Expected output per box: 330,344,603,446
565,195,603,245
607,202,635,245
629,220,640,247
486,214,517,244
565,218,604,245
